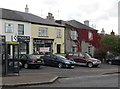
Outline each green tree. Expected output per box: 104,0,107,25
101,35,120,55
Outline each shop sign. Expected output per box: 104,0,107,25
18,36,30,42
7,42,19,45
33,39,54,44
39,47,50,52
11,35,18,42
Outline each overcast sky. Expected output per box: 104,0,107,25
0,0,119,34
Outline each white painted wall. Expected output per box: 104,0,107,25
0,19,2,35
1,19,31,41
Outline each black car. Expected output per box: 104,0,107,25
40,54,76,68
106,56,120,65
20,54,44,69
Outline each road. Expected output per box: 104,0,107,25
29,74,119,87
20,63,119,77
19,63,120,87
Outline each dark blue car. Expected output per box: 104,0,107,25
40,54,76,68
106,56,120,65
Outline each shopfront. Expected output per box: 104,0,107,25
33,38,54,55
18,36,30,54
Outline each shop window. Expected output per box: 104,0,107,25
38,27,48,37
18,24,24,35
5,23,14,33
56,29,61,38
19,43,27,54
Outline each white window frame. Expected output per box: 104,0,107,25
5,23,14,33
56,29,61,38
71,31,77,40
38,27,48,37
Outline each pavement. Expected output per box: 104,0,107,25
1,73,58,87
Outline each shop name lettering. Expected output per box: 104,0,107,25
18,36,30,41
34,40,53,44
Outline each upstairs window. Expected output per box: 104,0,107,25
5,23,14,33
71,31,78,40
56,29,61,38
18,24,24,35
38,27,48,37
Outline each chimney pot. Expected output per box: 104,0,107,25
25,5,29,13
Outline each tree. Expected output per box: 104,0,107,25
100,35,120,55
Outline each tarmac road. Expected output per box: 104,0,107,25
28,73,119,87
20,63,119,78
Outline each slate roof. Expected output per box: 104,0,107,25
67,20,95,30
0,8,64,27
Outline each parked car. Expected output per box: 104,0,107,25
106,56,120,65
40,54,76,68
65,52,101,68
20,54,44,69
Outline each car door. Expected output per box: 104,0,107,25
50,55,58,66
42,55,51,65
75,53,87,65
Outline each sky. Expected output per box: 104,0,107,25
0,0,119,34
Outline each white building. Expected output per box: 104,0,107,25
0,8,31,54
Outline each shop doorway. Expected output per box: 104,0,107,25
57,44,61,54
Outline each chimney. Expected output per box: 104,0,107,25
101,28,105,35
46,12,54,21
84,20,89,26
25,5,29,13
111,30,115,35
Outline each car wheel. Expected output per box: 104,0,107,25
108,61,112,65
87,62,93,68
24,63,29,69
58,63,63,68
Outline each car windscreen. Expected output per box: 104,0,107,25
82,53,91,58
56,55,68,60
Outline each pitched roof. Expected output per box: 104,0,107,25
67,20,95,30
0,8,64,27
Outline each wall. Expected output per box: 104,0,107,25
1,19,31,41
31,24,65,54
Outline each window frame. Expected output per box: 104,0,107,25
56,29,61,38
71,31,77,40
18,24,24,35
5,23,14,33
38,27,48,37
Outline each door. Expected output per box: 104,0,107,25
57,44,61,54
